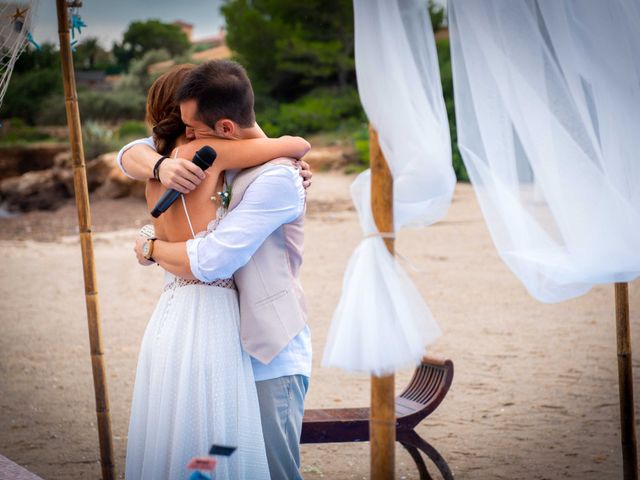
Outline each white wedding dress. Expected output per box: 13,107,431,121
125,197,270,479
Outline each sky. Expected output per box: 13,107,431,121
31,0,447,49
32,0,226,48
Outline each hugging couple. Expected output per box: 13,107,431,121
117,59,313,479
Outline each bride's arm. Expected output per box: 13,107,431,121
175,135,311,180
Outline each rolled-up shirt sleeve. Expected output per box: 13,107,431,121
186,165,305,282
116,136,156,178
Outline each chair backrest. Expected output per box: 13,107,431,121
395,357,454,430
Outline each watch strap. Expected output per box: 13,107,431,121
144,238,156,262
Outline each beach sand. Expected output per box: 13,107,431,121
1,171,638,479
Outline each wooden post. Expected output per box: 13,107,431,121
55,2,115,479
615,282,638,480
369,126,396,479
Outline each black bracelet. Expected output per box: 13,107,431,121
152,155,169,181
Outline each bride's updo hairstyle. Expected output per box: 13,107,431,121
145,64,195,156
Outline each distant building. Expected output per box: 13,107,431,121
193,27,227,48
148,44,232,75
148,24,231,75
192,44,231,62
75,70,111,91
172,20,194,43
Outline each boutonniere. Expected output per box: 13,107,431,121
211,184,232,210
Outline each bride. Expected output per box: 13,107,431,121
125,64,310,479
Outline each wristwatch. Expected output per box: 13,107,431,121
142,238,156,262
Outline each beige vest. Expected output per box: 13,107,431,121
229,158,307,364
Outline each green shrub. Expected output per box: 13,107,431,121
37,90,146,126
258,87,366,138
0,118,51,143
34,96,65,126
81,90,146,124
436,38,468,182
82,122,121,159
118,49,171,92
1,68,63,124
345,123,370,174
82,121,149,159
117,120,148,139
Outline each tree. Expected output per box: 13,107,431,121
118,49,172,92
113,20,189,71
428,0,446,32
1,43,63,124
222,0,355,100
74,37,112,70
223,0,450,102
12,42,60,74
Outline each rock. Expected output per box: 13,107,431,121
304,145,355,170
0,169,70,212
89,153,121,190
53,151,72,169
0,151,145,212
0,143,69,180
55,152,120,195
94,162,146,200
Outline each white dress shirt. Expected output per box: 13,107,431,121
186,166,304,281
116,138,312,382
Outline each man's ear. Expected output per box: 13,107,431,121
214,119,238,139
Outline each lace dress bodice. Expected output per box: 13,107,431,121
190,203,228,239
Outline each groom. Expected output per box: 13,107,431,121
118,60,311,480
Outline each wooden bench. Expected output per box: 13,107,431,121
301,356,454,479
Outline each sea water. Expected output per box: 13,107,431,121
0,207,16,218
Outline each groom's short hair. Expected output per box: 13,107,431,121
175,60,256,128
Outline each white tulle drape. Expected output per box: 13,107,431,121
322,0,455,375
449,0,640,303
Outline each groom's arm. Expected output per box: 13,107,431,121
146,165,305,280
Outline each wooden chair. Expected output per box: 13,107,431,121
301,356,454,479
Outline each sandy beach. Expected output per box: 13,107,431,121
1,171,638,479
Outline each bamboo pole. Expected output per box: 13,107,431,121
369,126,396,479
55,2,115,479
615,282,638,480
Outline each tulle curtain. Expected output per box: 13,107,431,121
322,0,456,375
449,0,640,303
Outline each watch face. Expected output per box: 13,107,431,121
142,241,150,258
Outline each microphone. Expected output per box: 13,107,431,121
150,146,217,218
